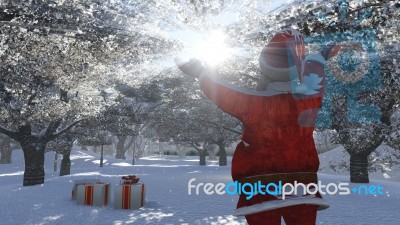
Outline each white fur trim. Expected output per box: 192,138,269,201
300,53,325,78
259,56,293,82
199,72,322,97
259,45,324,84
243,141,251,147
199,70,291,97
233,195,329,216
199,60,324,97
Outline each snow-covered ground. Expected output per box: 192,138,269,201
0,147,399,225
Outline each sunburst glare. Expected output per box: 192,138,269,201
177,30,232,66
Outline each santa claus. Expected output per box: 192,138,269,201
176,29,340,225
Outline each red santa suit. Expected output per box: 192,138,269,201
197,29,330,225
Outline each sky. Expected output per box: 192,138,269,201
168,0,296,65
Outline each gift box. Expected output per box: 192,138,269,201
71,179,100,200
76,182,110,207
114,183,145,210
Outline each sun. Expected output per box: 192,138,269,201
179,30,232,66
196,30,231,65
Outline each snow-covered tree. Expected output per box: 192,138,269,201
294,0,399,183
387,110,400,149
47,132,76,176
77,127,113,167
110,80,164,162
0,23,102,185
313,129,340,154
0,0,174,185
146,75,241,166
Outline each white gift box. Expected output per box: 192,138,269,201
71,179,100,200
114,183,145,210
76,183,110,207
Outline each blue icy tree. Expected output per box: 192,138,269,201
294,0,399,183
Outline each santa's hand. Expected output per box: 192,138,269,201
175,58,204,79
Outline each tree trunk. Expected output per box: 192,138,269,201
100,145,104,167
199,150,206,166
54,152,58,172
332,95,383,184
176,144,185,158
21,141,46,186
60,151,71,176
115,136,127,159
4,122,78,186
217,139,227,166
0,137,12,164
349,154,369,183
132,141,136,165
159,142,164,155
208,147,216,160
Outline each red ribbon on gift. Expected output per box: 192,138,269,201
122,185,131,209
84,186,94,206
141,184,144,207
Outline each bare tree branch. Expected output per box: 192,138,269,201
348,2,386,14
0,125,19,141
190,142,202,152
48,119,85,141
42,118,62,138
27,91,37,105
197,119,242,135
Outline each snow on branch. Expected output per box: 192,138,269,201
197,119,242,135
41,119,63,138
48,119,85,141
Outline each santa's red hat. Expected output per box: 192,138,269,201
259,29,305,82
